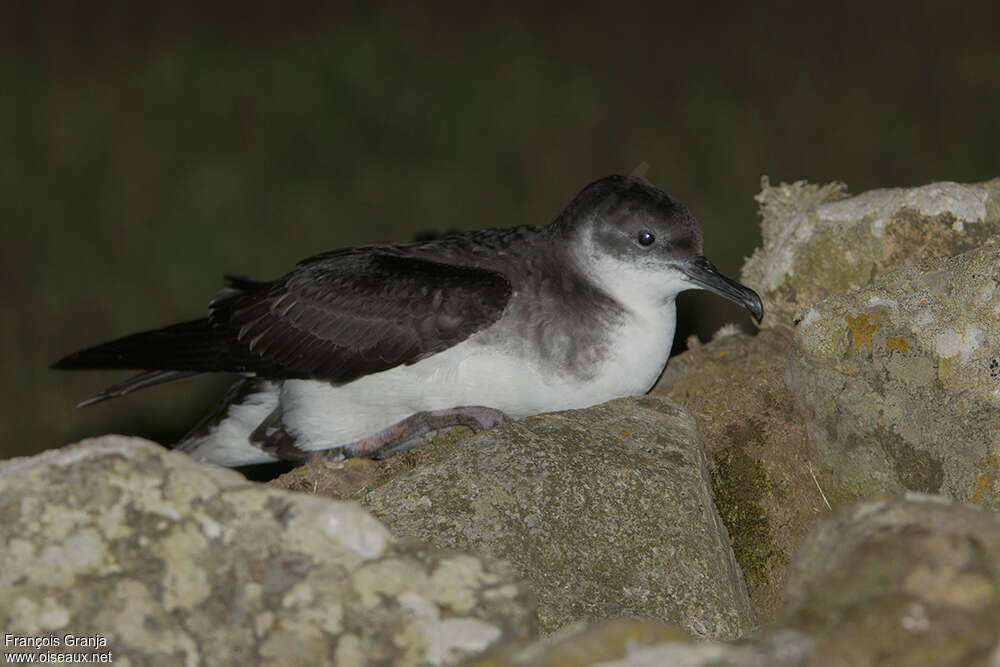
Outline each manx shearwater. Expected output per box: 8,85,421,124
53,175,763,466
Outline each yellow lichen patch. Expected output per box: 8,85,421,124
938,356,955,384
971,452,1000,505
847,313,883,351
886,336,909,355
972,474,991,504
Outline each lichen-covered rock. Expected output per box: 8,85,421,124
0,436,535,666
651,326,827,624
777,494,1000,666
786,241,1000,509
741,177,1000,327
358,396,755,638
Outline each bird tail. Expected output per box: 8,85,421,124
73,370,203,407
51,318,230,406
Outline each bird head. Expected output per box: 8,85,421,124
554,175,763,322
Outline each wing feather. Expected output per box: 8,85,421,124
215,251,512,383
54,232,528,403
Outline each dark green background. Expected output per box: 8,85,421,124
5,2,998,460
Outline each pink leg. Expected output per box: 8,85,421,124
310,406,508,462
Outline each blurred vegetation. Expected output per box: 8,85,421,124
4,1,999,459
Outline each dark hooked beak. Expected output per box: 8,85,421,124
677,256,764,323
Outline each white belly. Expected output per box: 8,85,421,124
183,299,677,464
282,300,676,451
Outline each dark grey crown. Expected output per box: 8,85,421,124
553,175,705,263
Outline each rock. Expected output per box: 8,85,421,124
736,178,1000,512
357,396,755,638
469,495,1000,667
465,618,813,667
741,177,1000,327
786,241,1000,509
464,618,691,666
776,494,1000,667
0,436,535,666
270,434,457,500
651,326,828,624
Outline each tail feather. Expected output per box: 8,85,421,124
76,370,203,408
51,318,229,372
52,318,238,406
53,282,293,406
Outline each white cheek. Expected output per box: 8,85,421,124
575,233,693,313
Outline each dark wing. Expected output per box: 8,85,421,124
211,250,512,382
53,249,513,398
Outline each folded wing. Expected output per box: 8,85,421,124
53,249,513,402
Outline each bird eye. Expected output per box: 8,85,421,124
637,230,655,246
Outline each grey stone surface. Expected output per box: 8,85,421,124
777,494,1000,667
0,436,535,666
786,240,1000,509
562,630,813,667
471,495,1000,667
361,396,755,639
463,618,691,667
466,619,812,667
741,177,1000,327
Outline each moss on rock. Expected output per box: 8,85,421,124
709,430,779,593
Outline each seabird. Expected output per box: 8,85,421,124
53,175,763,466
